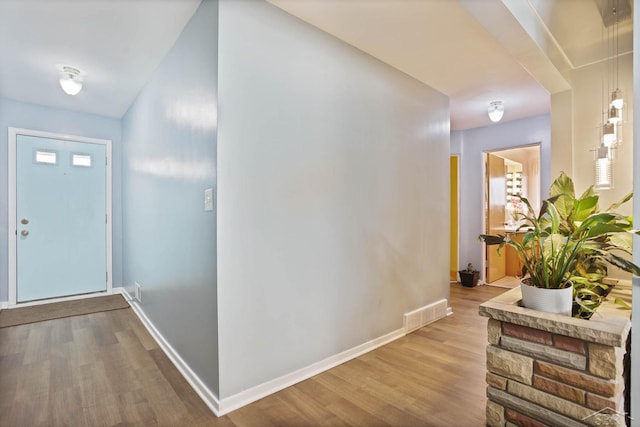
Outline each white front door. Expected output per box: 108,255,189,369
9,128,112,304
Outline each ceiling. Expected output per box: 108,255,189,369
268,0,633,130
0,0,633,129
0,0,201,118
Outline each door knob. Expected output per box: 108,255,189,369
21,230,29,237
21,218,29,225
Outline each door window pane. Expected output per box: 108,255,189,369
34,150,57,165
72,154,92,167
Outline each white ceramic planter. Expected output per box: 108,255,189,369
520,282,573,315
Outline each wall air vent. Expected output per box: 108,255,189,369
403,299,449,333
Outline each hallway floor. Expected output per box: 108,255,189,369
0,284,506,426
486,275,521,289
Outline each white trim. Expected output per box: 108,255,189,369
217,327,405,415
120,288,222,416
121,287,441,417
2,290,452,415
0,301,8,309
8,128,16,305
105,141,113,296
7,127,112,306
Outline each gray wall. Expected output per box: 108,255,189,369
121,0,219,394
217,0,450,398
453,114,551,277
0,98,123,301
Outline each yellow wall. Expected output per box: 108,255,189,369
450,155,459,281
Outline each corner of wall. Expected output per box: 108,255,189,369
119,287,222,416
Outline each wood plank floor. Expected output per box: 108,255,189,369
0,284,506,426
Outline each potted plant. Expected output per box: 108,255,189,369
479,172,640,316
459,263,480,287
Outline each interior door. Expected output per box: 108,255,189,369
486,153,506,283
16,134,107,302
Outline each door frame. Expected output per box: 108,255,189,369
8,127,113,306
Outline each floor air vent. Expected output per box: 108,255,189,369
403,299,448,333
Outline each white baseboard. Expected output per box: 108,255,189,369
217,327,405,415
0,301,7,309
116,288,222,415
120,288,449,417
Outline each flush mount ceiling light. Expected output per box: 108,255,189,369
488,101,504,123
58,65,83,96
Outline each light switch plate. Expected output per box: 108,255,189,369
204,188,214,211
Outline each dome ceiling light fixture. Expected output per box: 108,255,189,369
57,65,84,96
488,101,504,123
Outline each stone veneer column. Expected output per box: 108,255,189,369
479,282,632,427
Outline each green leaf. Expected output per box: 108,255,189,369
543,234,566,254
614,298,632,310
553,194,574,222
517,196,536,219
606,192,633,212
608,232,633,253
578,185,597,200
572,196,599,222
549,172,574,198
574,288,600,298
584,223,629,238
578,213,616,230
571,273,604,286
547,203,561,234
602,252,640,275
521,231,537,248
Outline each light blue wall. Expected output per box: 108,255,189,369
121,0,219,394
454,114,551,277
217,0,450,398
450,131,463,155
0,98,122,301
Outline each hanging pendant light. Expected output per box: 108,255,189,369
611,88,624,109
594,144,613,190
608,106,621,124
603,122,616,147
593,0,624,190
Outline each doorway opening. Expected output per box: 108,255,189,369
483,144,541,288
